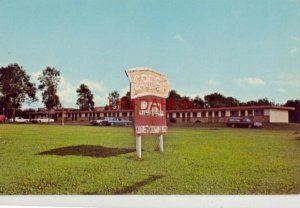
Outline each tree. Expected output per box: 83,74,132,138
284,100,300,123
225,96,240,107
108,90,120,110
166,90,181,110
0,64,37,119
120,91,132,110
38,67,61,110
204,93,227,107
193,96,205,109
241,98,274,106
257,98,274,106
76,84,95,110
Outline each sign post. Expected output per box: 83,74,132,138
125,68,170,158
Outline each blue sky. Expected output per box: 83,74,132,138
0,0,299,108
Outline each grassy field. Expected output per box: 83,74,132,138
0,124,299,194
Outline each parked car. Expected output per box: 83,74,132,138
0,115,6,124
226,117,262,128
90,118,105,126
91,117,132,126
8,117,30,123
31,117,54,123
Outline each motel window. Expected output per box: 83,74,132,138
122,112,127,117
176,113,180,117
208,112,212,117
169,113,173,118
201,112,206,117
193,112,197,117
240,110,245,116
97,113,100,117
247,110,253,116
254,109,264,116
230,111,238,117
221,111,226,117
68,114,71,118
85,113,88,117
214,111,219,117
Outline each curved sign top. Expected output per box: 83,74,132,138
125,67,170,99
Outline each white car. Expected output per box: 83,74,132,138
9,117,30,123
32,117,54,123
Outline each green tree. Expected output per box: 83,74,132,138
204,93,227,107
120,91,132,110
108,90,120,110
38,67,61,110
193,96,205,109
0,64,37,119
225,96,240,107
284,99,300,123
241,98,273,106
76,84,95,110
166,89,181,110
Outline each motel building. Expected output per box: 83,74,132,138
27,105,294,124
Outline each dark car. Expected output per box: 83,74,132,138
226,117,262,128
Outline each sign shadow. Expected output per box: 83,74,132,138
37,145,135,158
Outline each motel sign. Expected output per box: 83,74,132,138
125,68,170,158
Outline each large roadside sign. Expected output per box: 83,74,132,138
125,68,170,158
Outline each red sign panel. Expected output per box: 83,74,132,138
134,95,167,135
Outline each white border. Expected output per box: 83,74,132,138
1,195,300,208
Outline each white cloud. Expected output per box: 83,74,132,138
120,86,130,96
79,79,105,93
207,79,220,86
272,72,300,88
277,88,286,93
290,47,299,53
291,36,300,43
30,71,108,107
94,95,108,106
174,33,186,42
31,71,42,80
290,36,299,53
57,75,77,105
30,71,43,104
236,77,266,87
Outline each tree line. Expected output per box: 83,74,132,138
0,63,95,120
0,63,299,123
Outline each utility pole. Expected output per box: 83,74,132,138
62,106,64,126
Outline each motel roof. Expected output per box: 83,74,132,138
27,105,294,115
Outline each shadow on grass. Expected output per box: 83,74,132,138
83,175,164,195
114,175,164,194
38,145,135,158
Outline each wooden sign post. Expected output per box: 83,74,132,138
125,68,170,158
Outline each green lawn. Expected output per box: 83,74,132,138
0,124,299,194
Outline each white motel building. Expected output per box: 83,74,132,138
28,105,294,124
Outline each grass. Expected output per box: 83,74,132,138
0,124,299,194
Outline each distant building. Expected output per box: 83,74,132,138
27,105,294,124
